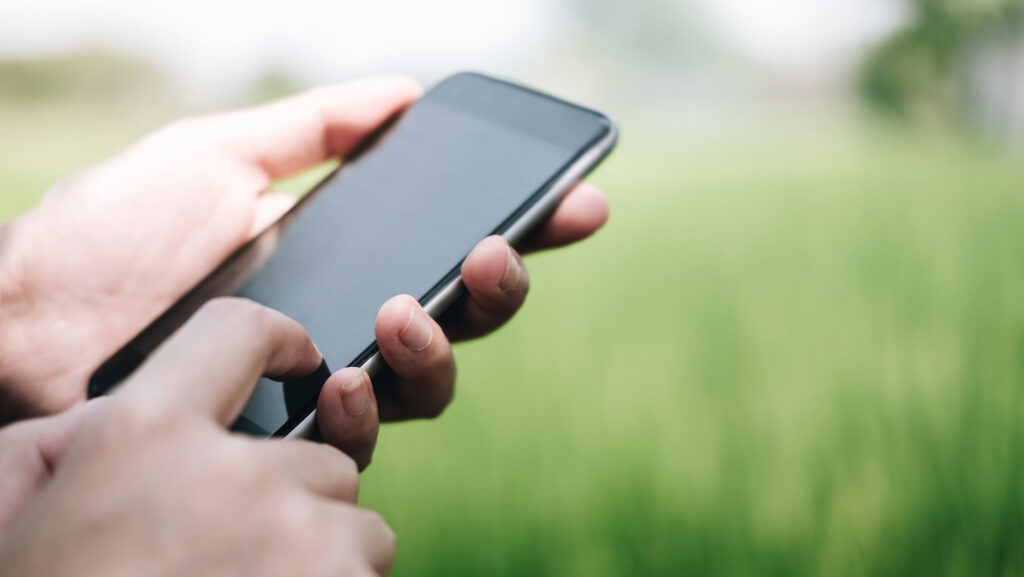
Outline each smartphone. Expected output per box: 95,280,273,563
88,71,617,437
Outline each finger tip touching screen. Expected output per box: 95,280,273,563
89,71,617,437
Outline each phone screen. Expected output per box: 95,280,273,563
89,73,612,435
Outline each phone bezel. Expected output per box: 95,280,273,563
86,72,618,437
284,74,618,437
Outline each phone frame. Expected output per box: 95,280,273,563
285,83,617,437
87,72,618,438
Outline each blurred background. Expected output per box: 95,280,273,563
3,0,1024,574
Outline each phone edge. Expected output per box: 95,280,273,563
283,119,619,439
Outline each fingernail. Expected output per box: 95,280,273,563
340,371,371,417
499,243,524,291
398,303,433,352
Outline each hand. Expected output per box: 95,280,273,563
0,76,609,431
0,298,396,577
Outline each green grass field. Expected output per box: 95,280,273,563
3,107,1023,575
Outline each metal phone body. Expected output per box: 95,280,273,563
88,72,618,438
284,119,617,438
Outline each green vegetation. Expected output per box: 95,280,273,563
3,106,1023,575
860,0,1024,125
0,51,167,104
365,124,1024,575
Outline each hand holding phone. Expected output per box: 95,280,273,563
0,73,613,448
0,298,395,577
86,72,617,437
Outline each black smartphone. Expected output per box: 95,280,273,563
88,71,618,437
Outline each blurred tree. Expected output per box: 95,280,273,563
0,50,175,108
861,0,1024,137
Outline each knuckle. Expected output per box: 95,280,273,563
0,425,41,467
96,397,159,437
197,297,280,335
342,462,362,499
364,510,397,555
196,444,277,507
240,300,279,332
270,497,323,557
330,506,396,572
218,444,267,485
334,447,361,486
276,493,318,535
311,442,360,499
102,380,193,436
198,296,264,319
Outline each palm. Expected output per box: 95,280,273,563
17,138,268,391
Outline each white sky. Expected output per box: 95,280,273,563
705,0,907,69
0,0,563,99
0,0,908,98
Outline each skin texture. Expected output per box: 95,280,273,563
0,299,397,577
0,76,609,470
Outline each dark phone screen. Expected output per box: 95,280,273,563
88,73,611,435
235,76,610,434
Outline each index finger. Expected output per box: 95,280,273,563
117,298,322,425
517,183,609,254
178,76,422,181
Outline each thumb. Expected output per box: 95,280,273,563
0,399,108,534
